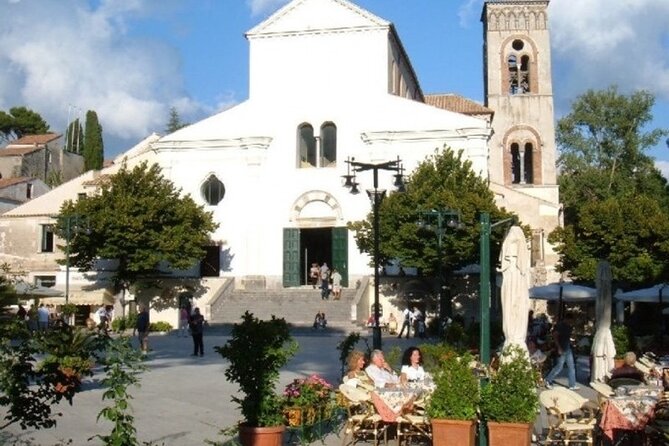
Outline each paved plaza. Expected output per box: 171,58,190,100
0,327,594,445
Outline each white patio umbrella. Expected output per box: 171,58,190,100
591,261,616,382
13,282,63,297
615,284,669,303
529,282,596,320
499,226,531,355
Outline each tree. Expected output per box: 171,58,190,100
165,107,188,133
83,110,104,170
550,87,669,286
348,147,516,276
65,118,84,153
0,106,50,142
57,162,218,301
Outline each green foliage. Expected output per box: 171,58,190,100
0,106,50,142
385,345,402,371
611,324,635,359
111,313,139,332
415,343,456,374
348,147,515,276
91,336,147,446
57,161,218,295
552,87,669,285
65,118,84,154
60,303,77,316
215,312,298,427
335,332,370,376
0,323,104,429
83,110,104,170
149,321,172,332
165,107,189,133
479,345,538,424
426,350,479,421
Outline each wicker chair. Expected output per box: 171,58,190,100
540,388,596,445
339,384,387,446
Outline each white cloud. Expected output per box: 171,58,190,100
0,0,204,153
656,160,669,181
550,0,669,106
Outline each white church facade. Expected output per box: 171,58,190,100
0,0,560,322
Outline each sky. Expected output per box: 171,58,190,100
1,0,668,174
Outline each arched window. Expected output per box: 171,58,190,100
507,40,532,94
201,174,225,205
510,142,534,184
320,122,337,167
298,123,316,168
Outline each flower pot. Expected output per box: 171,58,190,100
487,421,532,446
431,419,475,446
238,424,285,446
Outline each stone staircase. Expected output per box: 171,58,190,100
209,286,361,332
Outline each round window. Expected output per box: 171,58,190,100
512,39,524,51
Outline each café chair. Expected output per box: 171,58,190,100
540,389,596,445
590,381,614,411
396,412,432,446
339,384,387,446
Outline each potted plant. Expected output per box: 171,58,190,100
426,350,479,446
282,374,334,426
611,323,635,367
479,345,538,446
215,311,298,446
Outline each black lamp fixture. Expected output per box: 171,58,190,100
343,156,405,350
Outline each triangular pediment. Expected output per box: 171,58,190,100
247,0,389,37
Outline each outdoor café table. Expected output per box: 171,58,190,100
371,387,423,422
599,387,661,441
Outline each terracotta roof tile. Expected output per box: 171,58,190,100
424,94,494,115
9,133,61,145
0,146,43,157
0,177,31,188
81,174,112,187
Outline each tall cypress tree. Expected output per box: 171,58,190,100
83,110,104,170
65,118,84,153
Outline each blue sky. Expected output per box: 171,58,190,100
1,0,668,174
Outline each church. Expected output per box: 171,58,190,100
0,0,560,323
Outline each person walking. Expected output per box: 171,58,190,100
136,306,150,355
397,306,412,339
544,315,578,389
320,263,330,300
189,307,205,357
331,268,342,300
179,307,190,337
37,303,50,331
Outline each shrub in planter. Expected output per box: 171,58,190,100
611,323,635,360
149,321,172,332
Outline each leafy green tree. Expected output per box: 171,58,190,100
57,162,218,302
349,147,515,276
165,107,188,133
0,106,50,142
550,87,669,285
65,118,84,153
83,110,104,170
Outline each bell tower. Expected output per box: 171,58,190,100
482,0,560,279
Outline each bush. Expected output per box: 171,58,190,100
149,321,172,332
426,350,479,420
611,323,635,358
110,313,139,332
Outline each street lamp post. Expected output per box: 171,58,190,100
343,156,405,351
418,209,462,332
61,215,88,305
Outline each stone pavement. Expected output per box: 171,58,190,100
0,327,595,446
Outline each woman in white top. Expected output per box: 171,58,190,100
400,346,427,384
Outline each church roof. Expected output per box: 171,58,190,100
424,94,494,116
0,146,43,157
0,177,32,188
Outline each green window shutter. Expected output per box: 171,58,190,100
283,228,300,287
332,227,348,287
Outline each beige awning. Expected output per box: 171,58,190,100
36,288,115,306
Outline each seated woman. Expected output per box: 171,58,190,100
343,350,374,390
610,351,645,383
387,313,398,335
400,346,428,384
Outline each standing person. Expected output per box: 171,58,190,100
309,263,320,289
97,305,110,334
413,307,425,339
16,304,27,321
320,263,330,300
189,307,205,357
179,307,190,337
37,303,50,331
397,306,412,339
136,306,150,355
331,268,342,300
544,315,578,390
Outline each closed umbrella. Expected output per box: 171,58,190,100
499,226,531,354
591,261,616,382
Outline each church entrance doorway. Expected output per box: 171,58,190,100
283,227,348,288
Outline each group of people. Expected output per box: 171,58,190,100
309,262,342,300
16,303,64,331
343,346,430,390
397,306,426,339
132,305,206,357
